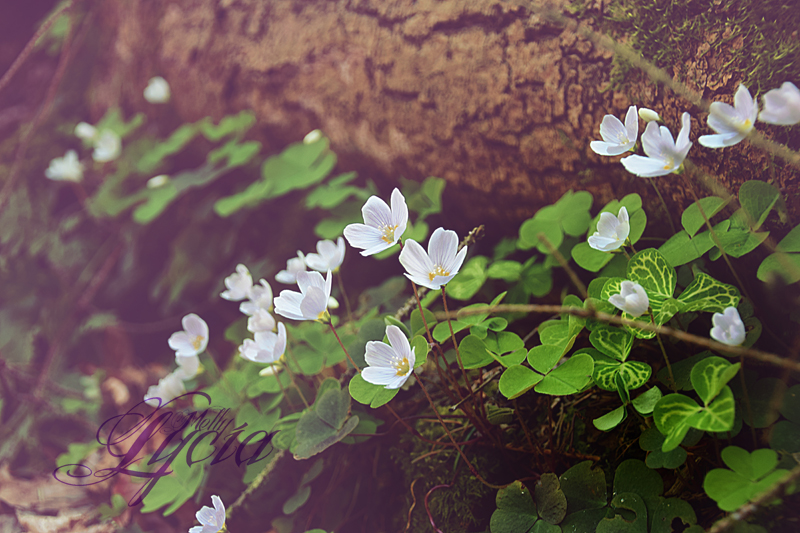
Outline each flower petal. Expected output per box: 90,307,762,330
587,235,619,251
211,495,226,525
247,308,276,333
386,325,411,358
361,240,394,257
444,245,468,277
675,112,692,152
247,280,273,307
344,223,385,252
364,340,398,367
144,386,161,407
590,140,630,156
598,114,627,143
698,132,743,148
658,123,676,151
182,314,208,338
175,354,200,379
404,272,439,290
239,339,262,362
734,84,756,123
427,227,456,268
362,195,393,228
275,271,297,284
196,507,215,525
431,273,458,288
324,270,332,300
304,253,328,272
168,332,195,354
390,188,409,231
707,102,739,135
624,105,639,142
362,366,400,386
640,121,664,159
617,221,630,243
274,322,287,359
274,290,306,320
296,271,313,294
335,237,346,266
620,155,671,178
249,338,278,363
307,270,327,293
317,239,337,258
399,239,434,279
300,286,328,319
239,300,258,316
595,211,619,237
618,206,629,224
608,294,626,312
254,330,278,350
386,372,412,389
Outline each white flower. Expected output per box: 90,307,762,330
92,130,121,162
638,108,661,123
74,122,97,141
73,121,122,162
698,85,757,148
590,105,638,156
189,495,225,533
239,323,287,364
147,175,169,189
588,206,630,252
168,314,209,357
710,307,746,346
758,81,800,125
144,371,186,407
174,354,200,380
247,308,276,333
621,112,693,178
608,281,650,317
304,129,322,144
220,264,253,301
305,237,346,272
344,188,408,256
276,251,307,284
398,227,467,291
45,150,84,182
274,270,332,322
144,76,171,104
362,325,416,389
239,279,273,315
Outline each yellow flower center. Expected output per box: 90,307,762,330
380,224,398,244
428,265,450,281
737,118,753,133
662,156,675,171
394,357,410,376
191,335,204,350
